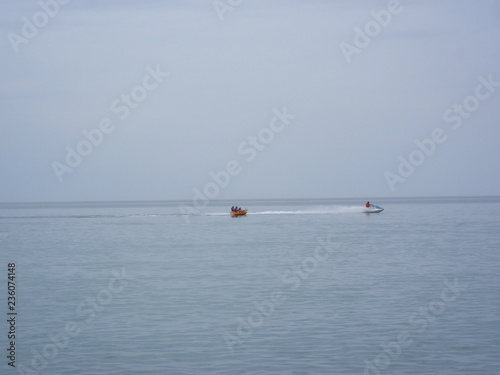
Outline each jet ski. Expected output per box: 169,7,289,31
363,204,384,213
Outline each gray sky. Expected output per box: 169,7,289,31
1,0,499,203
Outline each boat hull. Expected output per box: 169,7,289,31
230,210,247,216
363,205,384,213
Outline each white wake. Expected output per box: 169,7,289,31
204,205,366,216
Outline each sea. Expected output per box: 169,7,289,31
1,196,499,375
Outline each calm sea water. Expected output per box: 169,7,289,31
1,197,499,374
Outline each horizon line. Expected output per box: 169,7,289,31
1,195,499,206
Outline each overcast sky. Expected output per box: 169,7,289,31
1,0,499,203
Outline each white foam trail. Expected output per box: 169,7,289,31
204,206,366,216
252,206,364,215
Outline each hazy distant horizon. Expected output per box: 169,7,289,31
2,0,499,202
1,195,499,206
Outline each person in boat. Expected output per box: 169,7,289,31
231,206,235,211
365,201,371,208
